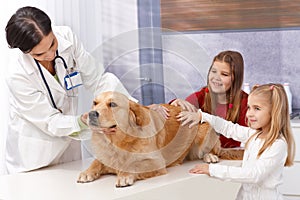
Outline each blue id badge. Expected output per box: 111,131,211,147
64,71,83,90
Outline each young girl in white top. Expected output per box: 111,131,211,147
177,83,295,200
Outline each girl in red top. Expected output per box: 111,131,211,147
171,50,248,148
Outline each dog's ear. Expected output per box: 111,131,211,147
129,100,150,126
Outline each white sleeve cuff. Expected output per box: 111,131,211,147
198,109,213,124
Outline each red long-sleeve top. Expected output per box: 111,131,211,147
186,87,248,148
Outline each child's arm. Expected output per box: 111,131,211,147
177,110,254,143
208,139,287,183
201,111,254,143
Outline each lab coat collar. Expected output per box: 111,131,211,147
53,26,72,54
20,54,38,75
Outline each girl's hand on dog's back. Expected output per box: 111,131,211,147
177,110,202,128
171,99,197,112
148,104,170,119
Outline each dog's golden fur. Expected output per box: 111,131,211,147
77,91,243,187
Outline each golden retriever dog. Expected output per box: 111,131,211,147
77,91,243,187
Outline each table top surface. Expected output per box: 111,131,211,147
0,158,241,200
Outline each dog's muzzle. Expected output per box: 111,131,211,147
88,111,99,126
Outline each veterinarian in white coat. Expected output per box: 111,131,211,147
5,6,134,174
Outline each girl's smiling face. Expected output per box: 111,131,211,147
246,94,272,133
208,61,233,95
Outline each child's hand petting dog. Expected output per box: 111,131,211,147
177,110,202,128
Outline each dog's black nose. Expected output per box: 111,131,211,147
89,111,99,119
88,111,99,126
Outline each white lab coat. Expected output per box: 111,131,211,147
5,26,133,174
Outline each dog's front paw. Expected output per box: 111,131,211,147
77,171,101,183
203,153,219,163
116,174,135,187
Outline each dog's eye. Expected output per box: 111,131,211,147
109,102,118,107
93,101,97,106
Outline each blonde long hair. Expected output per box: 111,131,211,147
245,83,295,166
